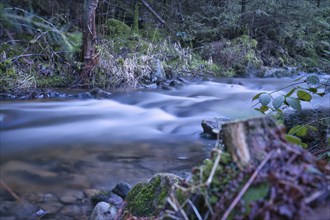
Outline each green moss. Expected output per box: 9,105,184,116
0,64,17,92
36,74,72,88
104,19,131,38
126,174,179,217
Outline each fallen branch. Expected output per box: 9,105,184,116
0,179,21,202
140,0,166,25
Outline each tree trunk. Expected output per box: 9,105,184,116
317,0,321,8
241,0,248,14
82,0,99,80
222,117,285,169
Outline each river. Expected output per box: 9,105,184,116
0,77,328,217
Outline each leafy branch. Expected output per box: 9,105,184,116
252,75,329,148
252,75,328,114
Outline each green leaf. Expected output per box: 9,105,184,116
316,92,325,97
285,88,296,97
297,90,312,102
308,88,317,93
260,105,269,113
273,95,284,109
301,143,308,148
306,75,320,86
285,134,302,145
254,108,265,114
243,183,269,213
259,93,271,106
288,125,308,137
288,125,302,135
286,97,301,111
286,135,308,148
252,92,263,102
306,125,318,132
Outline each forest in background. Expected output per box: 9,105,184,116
0,0,330,92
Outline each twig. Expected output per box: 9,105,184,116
11,53,44,61
313,147,330,156
187,199,202,220
304,190,326,204
0,179,21,202
220,150,275,220
206,149,222,186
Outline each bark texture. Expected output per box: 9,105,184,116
82,0,99,78
222,117,284,169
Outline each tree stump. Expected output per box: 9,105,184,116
222,116,284,169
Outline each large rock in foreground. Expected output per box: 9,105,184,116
125,173,182,217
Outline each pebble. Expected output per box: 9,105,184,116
60,195,77,204
60,204,82,216
84,188,101,199
40,201,63,214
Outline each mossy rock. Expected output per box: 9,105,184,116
104,19,131,38
125,173,181,217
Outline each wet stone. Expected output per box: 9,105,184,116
60,195,77,204
107,193,123,209
40,201,63,214
201,117,231,139
60,205,82,217
84,188,101,199
89,202,117,220
71,190,85,200
25,193,47,203
111,182,131,199
43,193,59,202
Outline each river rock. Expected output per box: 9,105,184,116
111,182,131,199
90,88,112,99
201,117,231,139
262,66,298,78
107,193,123,209
84,189,101,199
283,108,329,149
39,201,63,215
125,173,182,217
60,205,82,217
89,202,117,220
59,195,77,204
169,80,183,87
91,191,112,206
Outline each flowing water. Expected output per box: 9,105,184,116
0,77,328,208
